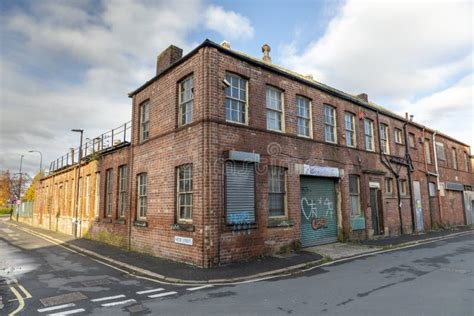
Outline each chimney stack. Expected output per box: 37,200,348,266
262,44,271,63
356,93,368,102
156,45,183,75
221,40,231,49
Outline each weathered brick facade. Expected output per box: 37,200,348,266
33,40,474,267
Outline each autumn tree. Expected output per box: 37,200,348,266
24,171,44,201
0,170,12,208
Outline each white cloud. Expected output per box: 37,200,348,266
204,5,254,40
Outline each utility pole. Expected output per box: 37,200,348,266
72,129,84,238
16,154,24,221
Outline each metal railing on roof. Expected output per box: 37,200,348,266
48,121,132,173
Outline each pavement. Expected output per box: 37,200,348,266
1,219,472,315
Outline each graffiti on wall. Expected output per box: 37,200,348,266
301,197,334,231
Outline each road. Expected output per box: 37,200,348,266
0,220,472,315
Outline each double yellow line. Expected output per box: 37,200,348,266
8,284,32,316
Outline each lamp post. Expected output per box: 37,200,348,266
16,154,24,221
28,150,43,174
72,129,84,238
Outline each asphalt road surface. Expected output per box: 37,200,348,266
0,220,472,315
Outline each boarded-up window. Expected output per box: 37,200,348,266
225,161,255,224
436,142,445,161
349,175,361,216
268,166,286,218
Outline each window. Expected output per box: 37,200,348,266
137,173,148,220
225,161,255,224
436,142,445,161
179,76,193,126
266,86,284,131
400,179,407,196
394,128,403,144
177,165,193,222
77,178,82,216
225,73,247,124
139,101,150,142
296,96,311,137
349,175,361,216
385,178,393,195
364,119,374,151
451,148,457,169
409,133,416,148
64,181,68,215
85,175,90,217
380,124,389,154
344,112,356,147
424,140,432,164
324,105,337,143
429,182,436,197
464,152,470,171
118,165,128,217
268,166,286,218
105,169,113,217
94,173,100,218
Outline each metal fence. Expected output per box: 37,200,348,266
13,201,33,218
48,121,132,173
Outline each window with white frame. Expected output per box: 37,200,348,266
266,86,284,131
451,148,457,169
118,165,128,217
424,139,432,164
436,142,445,161
177,165,193,222
85,175,90,217
394,128,403,144
324,105,336,143
400,179,407,196
380,123,390,154
225,73,247,124
385,178,393,195
296,96,311,137
179,76,193,126
94,173,100,218
349,175,361,216
139,101,149,142
137,173,148,220
105,169,113,217
364,119,375,151
345,112,356,147
268,166,286,218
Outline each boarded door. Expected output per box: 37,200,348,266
413,181,424,232
300,177,337,247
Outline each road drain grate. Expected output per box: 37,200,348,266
40,292,88,307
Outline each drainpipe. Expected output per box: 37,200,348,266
127,97,136,252
432,131,443,225
376,111,403,234
403,118,416,233
422,128,433,229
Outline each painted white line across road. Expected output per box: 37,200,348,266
101,299,136,307
90,294,125,302
136,288,164,295
47,308,85,316
38,303,76,313
148,291,177,298
187,285,213,291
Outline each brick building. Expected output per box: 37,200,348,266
32,39,474,267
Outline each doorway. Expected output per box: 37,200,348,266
370,188,384,235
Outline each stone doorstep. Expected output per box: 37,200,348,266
305,243,381,260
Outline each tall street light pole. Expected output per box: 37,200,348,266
16,154,24,221
72,129,84,238
28,150,43,174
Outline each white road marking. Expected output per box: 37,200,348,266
47,308,85,315
148,291,177,298
101,299,136,307
38,303,76,313
186,285,213,291
136,288,164,295
90,294,125,302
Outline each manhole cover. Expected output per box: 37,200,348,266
81,279,112,287
40,292,88,307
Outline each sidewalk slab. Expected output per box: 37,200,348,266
306,243,381,260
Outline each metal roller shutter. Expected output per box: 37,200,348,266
300,176,337,247
225,161,255,224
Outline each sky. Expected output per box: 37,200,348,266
0,0,472,177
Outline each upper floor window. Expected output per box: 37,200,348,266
118,165,128,218
179,76,193,126
225,73,247,124
464,152,470,172
436,142,446,161
451,148,457,169
349,175,361,216
137,173,148,220
296,96,311,137
324,105,336,143
177,165,193,222
105,169,113,217
409,133,416,148
344,112,356,147
266,86,284,131
380,123,389,154
424,139,432,164
400,179,407,196
394,128,403,144
268,166,287,218
385,177,393,195
364,119,375,151
139,101,150,142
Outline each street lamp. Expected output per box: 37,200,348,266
71,129,84,238
16,154,24,221
28,150,43,174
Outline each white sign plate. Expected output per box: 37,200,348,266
303,164,340,178
174,236,193,245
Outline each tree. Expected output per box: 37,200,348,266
24,171,44,201
0,170,12,207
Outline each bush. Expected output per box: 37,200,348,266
0,208,13,215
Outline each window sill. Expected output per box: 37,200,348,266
225,120,248,126
268,218,294,228
171,223,195,232
114,218,126,225
226,222,257,231
134,220,148,227
103,218,112,223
